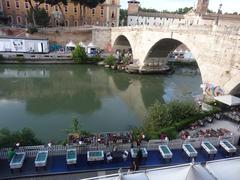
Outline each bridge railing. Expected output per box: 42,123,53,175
112,24,240,36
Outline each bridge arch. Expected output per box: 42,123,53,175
111,26,240,95
112,35,133,54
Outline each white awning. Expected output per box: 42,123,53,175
79,41,87,48
88,42,96,48
214,95,240,106
206,157,240,180
66,41,76,48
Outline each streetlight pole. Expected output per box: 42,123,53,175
215,4,222,25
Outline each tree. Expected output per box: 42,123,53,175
27,0,45,27
71,0,105,25
72,45,88,63
119,9,127,26
45,0,68,26
27,8,50,27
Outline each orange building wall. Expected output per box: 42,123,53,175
1,0,120,27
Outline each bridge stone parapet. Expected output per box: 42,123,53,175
111,25,240,95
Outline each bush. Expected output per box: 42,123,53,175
88,55,102,63
143,100,202,139
27,27,38,34
104,55,116,66
72,45,88,63
168,100,198,122
0,54,4,60
0,128,42,147
159,127,178,140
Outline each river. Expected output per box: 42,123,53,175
0,65,202,142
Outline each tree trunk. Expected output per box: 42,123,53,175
58,4,65,26
28,0,37,27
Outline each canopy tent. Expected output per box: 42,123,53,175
66,41,76,48
79,41,87,48
87,42,97,54
88,42,96,48
85,164,215,180
214,95,240,106
66,41,76,51
206,157,240,180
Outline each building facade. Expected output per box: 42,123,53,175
127,0,240,27
1,0,120,27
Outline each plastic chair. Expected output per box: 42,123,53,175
122,150,129,161
106,152,113,163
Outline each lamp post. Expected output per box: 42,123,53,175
215,4,222,25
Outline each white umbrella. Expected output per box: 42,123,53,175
66,41,76,48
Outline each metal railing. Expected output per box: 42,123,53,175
0,134,237,160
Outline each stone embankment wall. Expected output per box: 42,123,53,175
28,26,111,51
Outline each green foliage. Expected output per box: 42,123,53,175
175,7,192,14
69,117,81,134
144,100,199,139
71,0,105,9
0,128,42,147
104,55,116,66
0,54,4,60
45,0,67,6
119,9,128,26
72,45,88,63
167,100,197,122
27,27,38,34
88,55,102,63
159,127,178,140
140,6,193,14
27,8,50,27
140,7,159,13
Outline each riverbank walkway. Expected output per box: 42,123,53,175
0,146,240,180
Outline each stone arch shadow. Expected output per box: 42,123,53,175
143,38,203,80
112,35,133,54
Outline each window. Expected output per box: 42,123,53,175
6,1,10,9
8,16,13,23
45,4,49,11
65,20,69,27
55,6,58,12
17,16,22,24
74,6,77,14
64,6,68,13
74,21,78,26
100,6,104,17
112,0,115,5
111,11,115,19
16,0,20,9
25,0,29,9
92,8,95,16
55,19,59,26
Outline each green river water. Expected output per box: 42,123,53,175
0,65,202,142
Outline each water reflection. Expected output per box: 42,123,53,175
0,65,202,141
0,69,49,78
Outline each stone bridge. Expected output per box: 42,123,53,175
111,25,240,96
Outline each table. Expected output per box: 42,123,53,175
87,150,104,162
220,140,236,156
66,149,77,165
159,145,173,162
201,141,217,159
182,143,198,161
35,151,48,170
130,148,148,159
10,152,26,172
